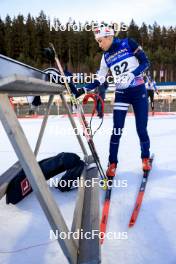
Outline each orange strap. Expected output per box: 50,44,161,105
82,93,104,116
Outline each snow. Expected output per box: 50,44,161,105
0,114,176,264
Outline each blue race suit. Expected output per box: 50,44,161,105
85,38,150,164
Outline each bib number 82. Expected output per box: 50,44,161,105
114,61,129,76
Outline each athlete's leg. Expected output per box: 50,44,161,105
131,85,150,159
108,91,129,164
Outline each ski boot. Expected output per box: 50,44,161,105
142,158,151,171
102,163,117,190
106,163,117,177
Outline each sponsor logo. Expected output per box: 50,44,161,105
21,178,32,196
116,90,124,94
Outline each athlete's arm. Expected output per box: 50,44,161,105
85,55,109,90
128,38,150,76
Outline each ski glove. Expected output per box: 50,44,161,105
43,47,55,62
75,87,86,98
116,72,135,89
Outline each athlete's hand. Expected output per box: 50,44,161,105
116,72,135,89
75,87,86,98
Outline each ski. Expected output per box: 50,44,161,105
100,176,114,244
129,154,154,227
47,43,106,180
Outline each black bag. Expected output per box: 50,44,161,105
6,152,84,204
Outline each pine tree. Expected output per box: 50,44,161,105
0,17,5,54
139,23,149,48
11,15,26,60
4,15,13,57
35,10,50,67
128,19,141,43
24,14,37,66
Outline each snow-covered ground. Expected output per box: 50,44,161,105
0,114,176,264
